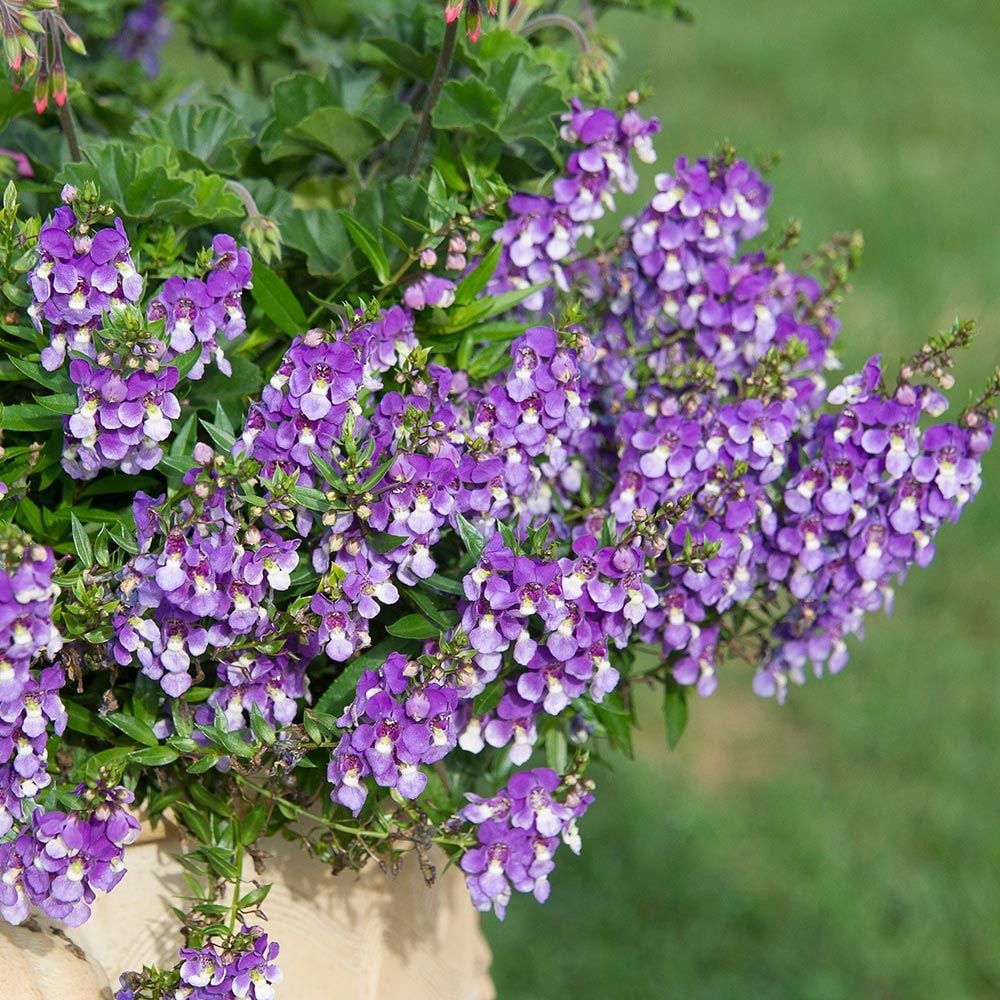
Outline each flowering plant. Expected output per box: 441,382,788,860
0,0,996,995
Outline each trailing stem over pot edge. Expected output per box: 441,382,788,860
0,0,997,996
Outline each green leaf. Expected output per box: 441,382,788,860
454,512,487,562
453,242,503,306
239,804,268,846
132,104,252,175
545,727,568,773
280,204,352,277
84,747,135,784
70,513,93,566
186,752,221,774
0,402,64,431
251,263,308,335
433,283,546,334
104,712,159,748
339,212,391,285
423,572,466,597
130,746,180,767
237,883,272,909
467,340,513,379
368,531,409,554
433,77,503,130
663,682,688,751
473,682,504,718
594,698,635,760
288,106,379,165
249,703,276,746
7,356,69,392
173,344,204,381
357,94,412,141
64,702,114,739
386,614,440,640
404,588,459,629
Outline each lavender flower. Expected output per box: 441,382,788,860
460,768,594,918
0,784,139,927
147,235,253,379
62,359,181,480
29,205,144,371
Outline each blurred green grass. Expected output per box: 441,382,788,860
485,1,1000,997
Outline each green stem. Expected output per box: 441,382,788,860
234,777,473,849
405,16,459,176
228,842,244,933
225,180,260,219
520,14,590,52
56,98,82,162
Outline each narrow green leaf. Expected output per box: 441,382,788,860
339,212,391,284
423,572,466,597
251,262,308,335
130,746,180,767
663,683,688,751
104,711,159,748
473,682,504,718
454,242,503,306
368,531,409,553
454,513,487,562
386,614,440,640
69,513,93,566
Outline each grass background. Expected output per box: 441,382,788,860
484,1,1000,997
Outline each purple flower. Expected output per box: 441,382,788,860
29,207,144,371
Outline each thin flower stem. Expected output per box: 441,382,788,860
225,180,260,219
228,841,244,933
234,776,472,849
56,98,82,162
520,14,590,53
405,16,459,176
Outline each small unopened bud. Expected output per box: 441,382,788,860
303,327,325,347
193,442,214,465
33,70,50,115
51,63,67,107
419,248,437,269
63,30,87,56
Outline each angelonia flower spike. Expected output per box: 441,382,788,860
0,1,994,995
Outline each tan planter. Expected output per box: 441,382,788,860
0,820,495,999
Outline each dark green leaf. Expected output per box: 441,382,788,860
251,262,308,335
104,712,159,748
70,513,93,566
288,106,379,165
368,532,409,554
130,746,180,767
433,77,503,130
454,512,487,561
473,682,504,718
663,682,688,751
339,212,391,284
132,104,252,174
386,614,440,640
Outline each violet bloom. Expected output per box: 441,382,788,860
0,784,139,928
147,235,253,379
62,361,181,480
29,206,144,371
